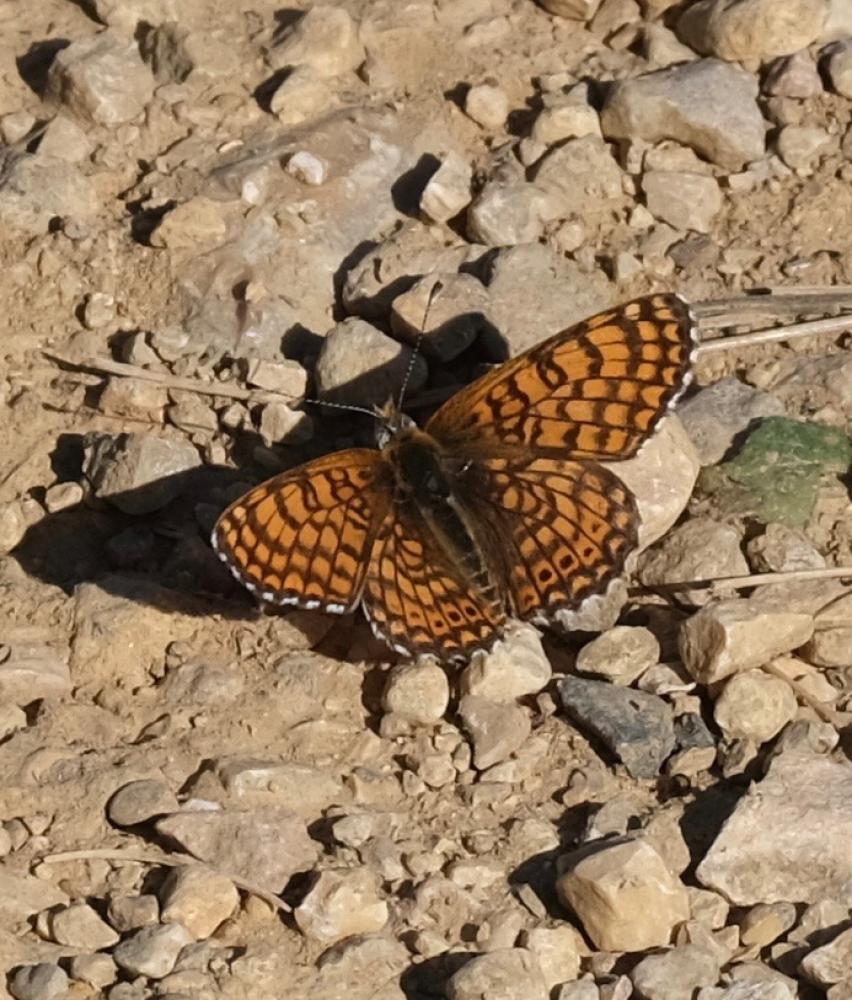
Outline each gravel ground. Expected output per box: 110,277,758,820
1,0,851,998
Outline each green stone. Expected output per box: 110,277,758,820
697,417,852,526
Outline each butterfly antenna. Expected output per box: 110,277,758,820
303,397,378,419
397,279,443,410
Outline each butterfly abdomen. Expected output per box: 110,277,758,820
387,430,500,610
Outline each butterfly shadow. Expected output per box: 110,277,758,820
10,328,499,638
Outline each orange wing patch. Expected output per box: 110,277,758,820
426,294,696,461
362,503,504,661
458,456,638,622
213,449,390,613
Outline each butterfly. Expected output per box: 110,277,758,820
212,294,697,662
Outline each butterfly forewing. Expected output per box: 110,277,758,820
458,456,638,622
362,502,505,661
213,449,390,613
426,294,695,461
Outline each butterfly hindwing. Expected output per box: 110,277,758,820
362,501,505,661
212,449,390,613
426,294,696,461
456,456,638,622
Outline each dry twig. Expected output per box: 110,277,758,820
39,847,291,913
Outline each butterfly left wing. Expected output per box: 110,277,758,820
362,501,505,661
426,294,696,461
456,455,638,622
212,449,391,613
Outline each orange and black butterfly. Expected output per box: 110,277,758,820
212,294,697,662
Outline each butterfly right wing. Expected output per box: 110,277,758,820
362,500,505,661
212,449,391,613
456,455,639,622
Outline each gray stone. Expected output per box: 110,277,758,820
0,153,98,235
558,676,675,778
9,964,69,1000
420,151,473,223
631,944,721,999
47,900,119,950
113,923,192,979
763,51,823,98
609,415,700,552
643,171,722,233
575,626,660,685
678,377,784,466
83,432,201,515
485,242,615,355
697,748,852,904
458,696,532,770
258,402,314,446
315,317,427,408
446,949,549,1000
46,31,154,126
677,0,828,62
467,179,553,246
679,599,814,683
342,220,476,321
639,517,749,606
107,778,179,826
107,894,159,932
244,358,308,398
533,135,625,217
295,867,388,944
155,807,318,891
601,60,765,171
390,272,493,362
747,523,825,573
69,953,118,990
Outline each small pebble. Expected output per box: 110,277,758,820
159,864,239,939
107,778,179,826
465,83,510,129
46,900,119,950
294,867,388,944
107,893,160,932
575,626,659,685
112,922,192,979
69,952,118,990
382,660,450,725
43,482,84,514
713,669,798,744
82,291,116,329
286,150,327,186
9,963,69,1000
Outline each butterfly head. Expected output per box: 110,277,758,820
375,399,416,449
